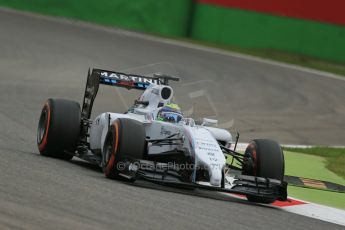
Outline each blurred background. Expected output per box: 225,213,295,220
0,0,344,70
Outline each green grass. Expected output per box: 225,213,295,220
283,147,345,180
237,48,345,76
288,186,345,210
284,150,345,210
179,38,345,76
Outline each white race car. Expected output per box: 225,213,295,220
37,68,287,204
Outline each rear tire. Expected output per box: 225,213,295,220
37,98,81,160
102,118,146,181
242,139,285,204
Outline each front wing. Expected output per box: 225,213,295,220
121,160,288,202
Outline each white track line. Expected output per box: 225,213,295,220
283,202,345,226
0,7,344,82
235,143,345,151
223,193,345,226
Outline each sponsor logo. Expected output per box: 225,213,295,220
100,71,159,84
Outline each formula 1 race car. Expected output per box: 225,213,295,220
37,68,287,204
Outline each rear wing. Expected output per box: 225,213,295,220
81,68,179,120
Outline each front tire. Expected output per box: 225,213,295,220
102,118,146,181
242,139,285,204
37,98,81,160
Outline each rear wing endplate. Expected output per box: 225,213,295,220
81,68,179,120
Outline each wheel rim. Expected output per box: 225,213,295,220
103,132,114,166
103,131,117,177
37,108,48,144
103,121,120,177
243,142,258,176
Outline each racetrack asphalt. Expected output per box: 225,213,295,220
0,8,344,230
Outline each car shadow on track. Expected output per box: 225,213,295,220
66,156,278,210
129,180,278,210
69,157,102,172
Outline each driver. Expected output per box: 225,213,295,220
156,103,183,123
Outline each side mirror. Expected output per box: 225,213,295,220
202,118,218,127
